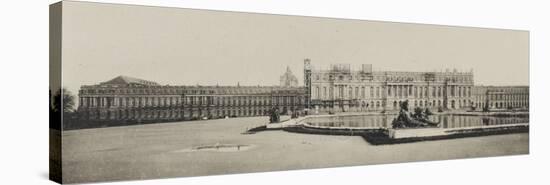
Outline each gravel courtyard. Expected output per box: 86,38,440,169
62,116,529,183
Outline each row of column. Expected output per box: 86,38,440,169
488,93,529,101
81,95,306,109
187,95,303,106
80,96,180,108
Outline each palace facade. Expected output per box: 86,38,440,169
77,76,307,124
76,60,529,126
304,59,476,112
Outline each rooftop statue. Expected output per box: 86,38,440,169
392,100,440,129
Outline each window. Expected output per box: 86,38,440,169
425,87,429,97
398,86,402,97
369,87,374,98
451,86,455,96
316,86,320,99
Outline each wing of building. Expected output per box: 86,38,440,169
472,86,529,111
77,76,307,126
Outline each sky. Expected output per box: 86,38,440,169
61,1,529,97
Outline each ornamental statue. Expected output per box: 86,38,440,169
269,107,281,123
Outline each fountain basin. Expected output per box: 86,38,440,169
388,123,528,139
388,128,447,139
284,113,529,144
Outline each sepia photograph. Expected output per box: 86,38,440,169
49,1,529,184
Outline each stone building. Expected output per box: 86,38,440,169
304,60,475,113
280,66,299,87
472,86,529,111
77,76,307,124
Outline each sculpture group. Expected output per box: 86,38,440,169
392,100,440,129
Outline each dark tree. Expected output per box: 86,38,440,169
52,88,77,129
52,88,76,113
50,89,61,130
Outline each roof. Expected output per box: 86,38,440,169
100,75,159,86
82,76,306,95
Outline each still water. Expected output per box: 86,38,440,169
304,114,529,129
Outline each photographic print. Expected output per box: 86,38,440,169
50,1,529,184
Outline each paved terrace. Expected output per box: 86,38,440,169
62,116,528,183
